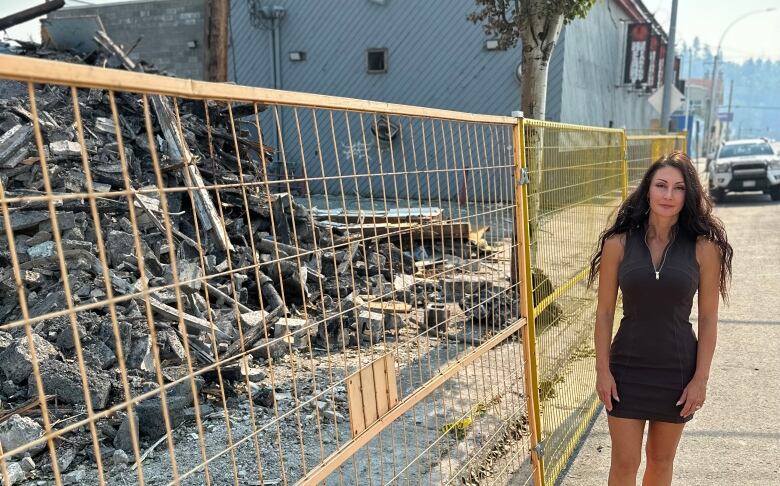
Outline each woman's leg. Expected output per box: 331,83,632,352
608,416,646,486
642,420,685,486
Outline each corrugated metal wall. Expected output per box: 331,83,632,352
559,0,656,129
228,0,524,201
228,0,655,200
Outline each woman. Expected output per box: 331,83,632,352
588,152,733,485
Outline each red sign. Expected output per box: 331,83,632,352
673,56,681,87
624,23,652,84
657,43,667,86
648,35,661,88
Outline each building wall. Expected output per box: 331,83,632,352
48,0,207,80
229,0,530,115
229,0,533,201
559,0,656,129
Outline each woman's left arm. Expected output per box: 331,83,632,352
678,238,721,417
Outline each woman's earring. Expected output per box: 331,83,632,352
645,206,651,215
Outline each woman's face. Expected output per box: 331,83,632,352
648,166,686,217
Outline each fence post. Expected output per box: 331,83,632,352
512,115,545,486
620,130,629,200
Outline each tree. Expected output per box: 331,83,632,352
468,1,597,333
468,0,596,120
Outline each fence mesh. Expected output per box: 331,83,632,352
0,53,689,486
0,55,533,486
521,121,625,484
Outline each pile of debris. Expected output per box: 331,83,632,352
0,34,517,481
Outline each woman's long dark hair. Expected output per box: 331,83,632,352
588,151,733,300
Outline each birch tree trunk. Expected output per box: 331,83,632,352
520,2,563,268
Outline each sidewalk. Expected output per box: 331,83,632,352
561,188,780,484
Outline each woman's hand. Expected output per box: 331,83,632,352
677,375,708,417
596,368,620,412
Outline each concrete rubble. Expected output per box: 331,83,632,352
0,37,519,481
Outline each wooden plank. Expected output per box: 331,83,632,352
385,354,399,408
0,54,517,125
358,299,412,314
353,221,471,240
372,358,389,417
359,364,378,427
94,30,232,253
223,306,282,359
300,317,528,485
346,375,366,438
144,295,229,341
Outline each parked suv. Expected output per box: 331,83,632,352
708,138,780,202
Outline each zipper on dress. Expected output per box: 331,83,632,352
644,228,676,280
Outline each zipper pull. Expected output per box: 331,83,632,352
655,271,660,280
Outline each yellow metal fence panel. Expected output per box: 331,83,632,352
0,52,690,486
522,120,625,485
524,130,686,485
0,55,535,486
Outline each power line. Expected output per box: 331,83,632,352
732,105,780,110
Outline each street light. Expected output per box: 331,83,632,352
704,7,776,161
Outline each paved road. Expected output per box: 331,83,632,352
561,188,780,485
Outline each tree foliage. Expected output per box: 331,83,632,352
468,0,596,57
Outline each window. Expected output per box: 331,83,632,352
718,142,774,158
367,49,387,74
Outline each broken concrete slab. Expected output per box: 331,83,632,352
172,260,203,294
48,140,82,158
127,334,154,371
113,412,139,453
240,309,268,328
1,461,24,484
0,124,33,169
55,321,86,351
240,357,267,383
424,302,449,337
251,338,289,361
36,359,112,409
0,334,58,384
0,211,49,232
273,317,308,339
37,211,77,233
19,456,35,473
0,414,45,457
0,331,14,353
357,309,385,336
134,395,192,439
94,117,116,134
384,313,406,330
82,340,116,370
27,241,56,258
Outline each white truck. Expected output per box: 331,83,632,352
708,138,780,202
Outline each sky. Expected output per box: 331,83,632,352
1,0,779,63
649,0,780,62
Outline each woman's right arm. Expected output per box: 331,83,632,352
594,234,623,411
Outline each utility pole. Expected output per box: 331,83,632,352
660,0,679,131
704,7,776,156
683,46,693,152
724,79,734,142
206,0,229,82
0,0,65,31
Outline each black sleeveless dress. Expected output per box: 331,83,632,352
608,225,699,423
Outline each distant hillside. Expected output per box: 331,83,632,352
681,38,780,140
